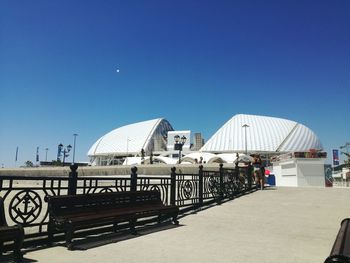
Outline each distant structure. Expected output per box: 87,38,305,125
193,133,204,151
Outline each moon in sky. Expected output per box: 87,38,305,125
116,69,120,73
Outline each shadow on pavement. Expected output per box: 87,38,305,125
0,254,37,263
60,221,181,251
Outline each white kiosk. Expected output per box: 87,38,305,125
271,151,327,187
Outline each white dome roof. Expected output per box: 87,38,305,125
200,114,323,153
88,118,173,157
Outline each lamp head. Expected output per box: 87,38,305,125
174,135,180,143
67,144,72,152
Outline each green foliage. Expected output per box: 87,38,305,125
341,152,350,168
24,160,34,167
51,160,62,166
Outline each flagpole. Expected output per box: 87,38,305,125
36,146,40,166
15,146,18,167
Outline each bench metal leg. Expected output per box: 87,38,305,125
129,219,137,235
113,222,118,232
47,221,54,246
65,223,75,250
172,214,179,225
157,214,163,224
14,235,24,263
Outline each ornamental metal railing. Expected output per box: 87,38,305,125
0,164,254,243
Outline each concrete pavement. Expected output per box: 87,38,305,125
8,187,350,263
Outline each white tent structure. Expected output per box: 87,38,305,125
143,156,178,165
200,114,323,154
210,153,238,164
180,152,217,164
88,118,173,166
122,156,177,166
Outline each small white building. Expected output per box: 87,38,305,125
272,151,327,187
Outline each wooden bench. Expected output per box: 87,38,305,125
45,190,179,250
0,197,24,263
325,218,350,263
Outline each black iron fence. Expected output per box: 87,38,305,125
0,164,254,243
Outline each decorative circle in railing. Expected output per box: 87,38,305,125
182,180,193,199
208,176,219,195
99,187,113,193
9,190,42,225
150,185,161,193
224,181,234,196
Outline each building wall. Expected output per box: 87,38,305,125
273,158,326,187
296,160,325,187
274,160,298,187
193,133,204,151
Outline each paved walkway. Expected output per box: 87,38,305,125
12,187,350,263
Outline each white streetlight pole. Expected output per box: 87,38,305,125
45,148,49,161
73,134,78,164
242,124,249,155
126,137,130,165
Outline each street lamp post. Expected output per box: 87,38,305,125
45,148,49,161
72,134,78,164
242,124,249,155
125,137,130,165
174,135,187,164
57,143,72,166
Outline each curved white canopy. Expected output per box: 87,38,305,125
200,114,323,153
181,152,217,164
122,156,177,165
207,153,238,164
88,118,173,157
143,156,178,165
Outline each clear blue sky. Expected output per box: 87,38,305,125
1,0,349,167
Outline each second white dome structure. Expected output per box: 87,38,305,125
200,114,323,154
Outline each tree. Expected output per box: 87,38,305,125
340,142,350,169
341,152,350,169
24,160,34,167
51,160,62,166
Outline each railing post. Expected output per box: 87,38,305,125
68,164,78,195
198,165,203,207
234,159,240,192
170,167,176,206
247,162,253,190
131,166,138,192
219,163,224,200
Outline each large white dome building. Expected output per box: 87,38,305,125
88,118,173,165
200,114,323,154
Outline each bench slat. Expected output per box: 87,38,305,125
69,205,177,224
